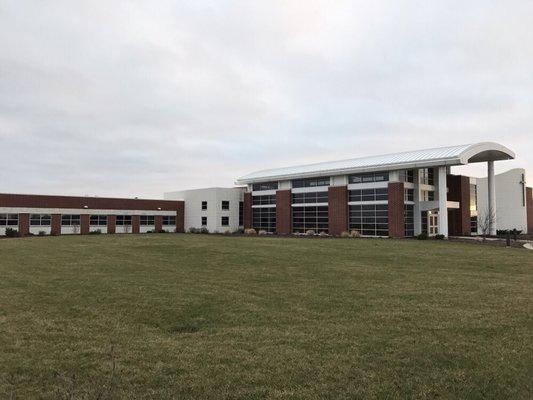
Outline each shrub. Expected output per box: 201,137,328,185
188,227,199,234
340,231,350,238
416,232,428,240
349,230,361,238
224,230,233,235
200,227,210,234
158,229,168,233
38,230,47,236
5,228,19,237
244,228,257,235
319,231,328,237
89,229,102,235
434,234,445,240
305,230,315,236
258,230,268,235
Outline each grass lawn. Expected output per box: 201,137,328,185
0,234,532,399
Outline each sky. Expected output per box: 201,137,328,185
1,0,532,198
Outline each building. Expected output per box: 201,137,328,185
0,193,184,236
235,142,533,237
164,187,244,233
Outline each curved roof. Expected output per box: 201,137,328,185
236,142,515,184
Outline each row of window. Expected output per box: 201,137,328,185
292,191,328,204
2,214,177,227
349,204,389,236
252,207,276,233
252,195,276,205
292,206,328,233
201,201,230,210
405,204,414,237
201,216,230,226
349,188,388,202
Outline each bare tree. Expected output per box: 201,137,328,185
478,207,496,240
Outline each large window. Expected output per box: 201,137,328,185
292,177,330,189
30,214,51,226
404,188,414,202
116,215,132,226
252,182,278,191
90,215,107,226
470,216,478,234
140,216,155,226
404,205,414,237
292,191,328,204
221,216,229,226
252,195,276,205
163,216,176,226
349,188,388,202
222,201,229,210
202,216,207,226
349,171,389,184
419,168,434,185
239,202,243,226
201,201,207,210
252,207,276,233
349,204,388,236
292,206,328,233
399,170,414,183
470,184,477,212
61,215,80,226
421,190,435,201
0,214,18,226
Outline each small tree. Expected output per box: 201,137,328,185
478,207,496,240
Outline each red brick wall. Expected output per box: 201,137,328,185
243,192,252,229
447,175,471,236
176,204,184,233
276,190,292,235
18,213,29,236
51,214,61,236
155,216,163,233
526,188,533,234
132,215,140,234
328,186,348,235
107,215,116,234
80,215,90,235
388,182,405,238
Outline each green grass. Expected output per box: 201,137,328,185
0,234,532,399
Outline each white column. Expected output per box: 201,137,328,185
413,169,422,235
437,166,448,237
487,161,497,235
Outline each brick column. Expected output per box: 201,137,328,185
527,187,533,234
243,192,252,229
51,214,61,235
155,215,163,232
388,182,405,238
132,215,140,234
18,213,30,236
80,214,90,235
328,186,348,235
107,215,116,234
176,202,185,232
447,175,471,236
276,189,292,235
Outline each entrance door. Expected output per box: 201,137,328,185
428,211,439,236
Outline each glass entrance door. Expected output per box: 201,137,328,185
428,211,439,236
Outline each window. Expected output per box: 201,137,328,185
90,215,107,226
404,188,414,202
201,201,207,210
140,215,155,226
292,206,328,233
163,216,176,226
61,215,80,226
421,190,435,201
252,181,278,191
252,207,276,233
239,202,244,226
30,214,51,226
252,195,276,205
349,204,388,236
0,214,18,226
470,216,478,234
116,215,132,226
221,216,229,226
470,184,477,212
419,168,434,185
404,205,414,237
222,201,230,210
202,216,207,226
349,188,388,202
399,170,414,183
349,172,389,184
292,191,328,204
292,177,330,189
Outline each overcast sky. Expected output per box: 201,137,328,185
1,1,532,198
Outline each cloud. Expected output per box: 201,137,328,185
0,0,532,197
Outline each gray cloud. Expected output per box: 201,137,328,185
1,0,532,197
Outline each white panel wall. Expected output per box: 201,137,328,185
164,187,244,233
476,168,528,232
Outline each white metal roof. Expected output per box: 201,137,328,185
236,142,515,184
